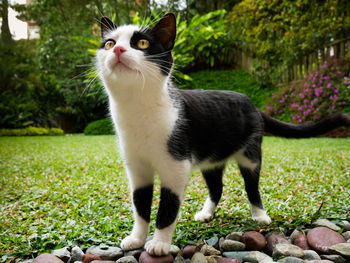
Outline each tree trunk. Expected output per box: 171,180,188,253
1,0,13,44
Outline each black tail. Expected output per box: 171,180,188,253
260,112,350,138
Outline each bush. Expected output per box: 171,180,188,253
84,118,114,135
0,127,64,136
180,69,272,109
266,57,350,123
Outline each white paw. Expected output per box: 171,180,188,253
144,239,170,256
194,211,213,222
252,214,272,225
121,235,145,251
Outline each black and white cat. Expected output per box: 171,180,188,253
96,13,350,256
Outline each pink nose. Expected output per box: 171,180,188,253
113,46,126,57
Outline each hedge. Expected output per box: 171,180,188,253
0,127,64,136
84,118,114,135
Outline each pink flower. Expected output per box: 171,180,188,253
266,105,272,110
298,106,303,111
324,76,330,80
334,89,339,94
327,83,332,88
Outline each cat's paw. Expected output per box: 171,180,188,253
121,236,145,251
144,239,170,256
194,211,213,222
252,214,272,225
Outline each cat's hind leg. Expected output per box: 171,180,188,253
234,147,271,225
194,166,224,222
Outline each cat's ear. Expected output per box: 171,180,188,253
100,17,116,39
152,13,176,50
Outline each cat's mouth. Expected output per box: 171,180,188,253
113,58,135,72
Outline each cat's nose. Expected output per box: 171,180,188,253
113,46,126,57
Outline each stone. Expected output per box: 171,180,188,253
243,251,274,263
183,245,198,259
190,252,206,263
170,245,182,257
272,244,304,259
222,252,248,262
139,251,174,263
116,256,138,263
277,257,304,263
328,243,350,258
242,231,266,251
219,238,225,250
313,219,341,231
217,258,240,263
220,240,245,252
290,230,304,243
83,254,102,263
52,247,71,262
19,260,34,263
342,221,350,231
342,231,350,241
293,235,310,250
306,261,333,263
266,234,290,256
206,255,221,263
174,254,186,263
124,249,144,260
90,261,116,263
307,227,346,254
200,245,221,256
302,250,321,260
70,246,85,263
321,254,346,263
226,233,243,242
206,237,220,249
86,246,123,261
33,254,64,263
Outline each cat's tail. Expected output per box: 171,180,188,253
260,111,350,138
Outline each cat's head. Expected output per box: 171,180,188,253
96,13,176,89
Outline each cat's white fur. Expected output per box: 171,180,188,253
97,25,270,256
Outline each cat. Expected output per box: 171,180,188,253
96,13,350,256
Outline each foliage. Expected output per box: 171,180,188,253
0,127,64,136
266,57,350,123
228,0,350,84
181,69,272,109
84,118,114,135
0,135,349,262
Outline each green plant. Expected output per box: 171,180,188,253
84,118,114,135
0,127,64,136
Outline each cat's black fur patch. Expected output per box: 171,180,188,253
156,187,180,229
239,165,263,209
202,167,224,205
133,185,153,222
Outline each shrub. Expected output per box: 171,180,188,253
0,127,64,136
266,57,350,123
180,69,272,109
84,118,114,135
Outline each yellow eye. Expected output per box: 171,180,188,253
137,39,150,49
104,40,115,50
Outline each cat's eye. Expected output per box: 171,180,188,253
137,39,150,49
104,40,115,50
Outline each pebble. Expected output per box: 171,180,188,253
220,240,245,251
190,252,206,263
206,236,220,249
52,247,71,262
266,234,290,256
342,220,350,231
307,227,346,254
342,231,350,240
139,251,173,263
328,242,350,258
86,246,123,261
90,261,116,263
306,260,333,263
124,249,144,260
19,260,34,263
242,231,266,251
277,256,304,263
200,245,221,256
33,253,64,263
303,250,321,260
116,256,138,263
206,255,221,263
226,232,243,242
174,254,186,263
170,245,182,256
290,230,304,243
183,245,198,259
222,251,248,262
272,244,304,259
83,254,102,263
313,219,341,231
217,258,241,263
320,254,346,263
69,246,85,263
243,251,273,263
293,235,310,250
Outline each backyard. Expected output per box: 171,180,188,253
0,135,349,261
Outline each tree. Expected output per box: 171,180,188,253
0,0,13,44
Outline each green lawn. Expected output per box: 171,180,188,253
1,135,349,261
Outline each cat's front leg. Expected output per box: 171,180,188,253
145,162,190,256
121,161,154,251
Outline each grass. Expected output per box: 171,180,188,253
0,135,349,262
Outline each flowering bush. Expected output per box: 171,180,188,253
266,57,350,123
